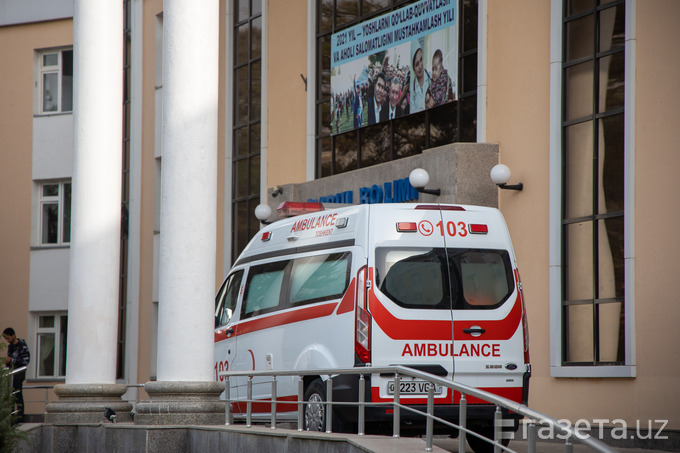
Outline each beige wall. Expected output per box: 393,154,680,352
632,0,680,426
0,18,73,414
267,0,308,186
486,0,680,428
485,0,552,413
134,0,165,395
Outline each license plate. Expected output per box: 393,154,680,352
387,380,443,395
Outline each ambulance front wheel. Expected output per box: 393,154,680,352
303,379,327,432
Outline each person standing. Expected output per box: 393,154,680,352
3,327,30,424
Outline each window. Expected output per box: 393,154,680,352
375,247,513,310
561,0,625,366
377,247,447,309
289,252,351,306
240,252,353,319
39,181,72,245
38,48,73,114
242,260,287,319
232,0,263,261
215,270,244,327
316,0,478,177
35,313,68,378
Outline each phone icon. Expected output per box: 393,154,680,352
418,220,434,236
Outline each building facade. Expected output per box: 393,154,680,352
1,0,678,435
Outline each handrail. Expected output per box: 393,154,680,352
219,365,617,453
7,366,27,375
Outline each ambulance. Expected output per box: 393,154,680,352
214,202,530,450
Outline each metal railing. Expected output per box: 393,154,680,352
5,366,27,418
220,366,617,453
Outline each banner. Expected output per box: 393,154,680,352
330,0,458,135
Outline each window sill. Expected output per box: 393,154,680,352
550,365,636,378
25,378,65,384
30,245,70,251
33,112,73,118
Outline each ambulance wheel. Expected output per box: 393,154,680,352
467,423,511,453
303,379,326,432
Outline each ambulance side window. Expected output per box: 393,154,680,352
215,270,243,328
242,260,289,319
289,252,351,307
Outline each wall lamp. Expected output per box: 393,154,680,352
254,204,273,225
409,168,441,196
490,164,523,191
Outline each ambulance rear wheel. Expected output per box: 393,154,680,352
303,379,326,432
467,423,511,453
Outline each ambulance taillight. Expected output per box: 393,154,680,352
469,224,489,234
355,266,372,364
396,222,418,232
276,201,324,217
516,270,530,364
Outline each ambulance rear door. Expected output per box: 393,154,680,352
367,203,453,405
439,205,527,405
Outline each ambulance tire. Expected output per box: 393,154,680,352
303,379,327,432
303,378,347,433
467,423,511,453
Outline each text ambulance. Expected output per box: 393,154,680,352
214,202,530,449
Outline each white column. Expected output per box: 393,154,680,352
65,0,123,385
157,0,219,382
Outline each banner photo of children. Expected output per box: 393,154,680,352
330,0,458,135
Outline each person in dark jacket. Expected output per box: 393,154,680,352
3,327,30,423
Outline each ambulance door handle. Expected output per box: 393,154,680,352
462,327,486,336
226,327,235,337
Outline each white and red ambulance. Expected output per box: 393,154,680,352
214,202,530,449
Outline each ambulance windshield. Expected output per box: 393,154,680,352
375,247,514,310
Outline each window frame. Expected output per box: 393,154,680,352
231,0,263,262
548,0,635,378
38,180,72,247
33,312,68,379
37,47,73,115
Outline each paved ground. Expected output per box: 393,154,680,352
431,436,662,453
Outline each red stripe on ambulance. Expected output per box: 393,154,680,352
214,302,338,341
